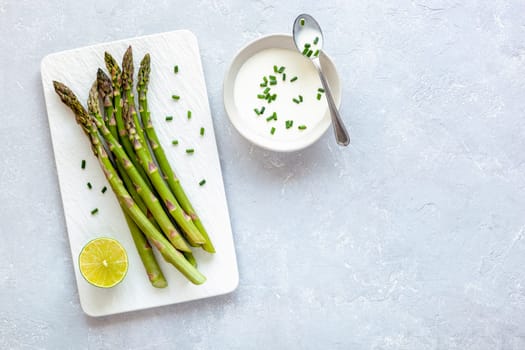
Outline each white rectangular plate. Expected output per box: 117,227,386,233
41,30,238,317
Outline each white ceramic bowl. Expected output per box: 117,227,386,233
223,34,341,152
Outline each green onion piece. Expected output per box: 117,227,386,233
302,47,309,55
81,160,86,169
263,87,271,94
282,73,286,81
278,66,285,73
285,120,294,129
101,186,107,194
271,127,276,135
313,37,319,45
165,116,173,121
273,65,278,73
304,43,311,49
269,81,277,86
87,182,92,190
298,125,307,130
271,94,277,101
174,65,179,74
186,149,195,154
299,95,303,102
263,76,268,82
187,110,192,119
306,50,313,57
200,127,205,136
269,75,277,81
91,208,99,215
199,179,206,186
318,88,325,93
314,50,320,57
260,83,267,87
266,112,277,122
290,76,298,82
254,108,260,116
300,18,305,26
260,106,266,114
317,93,322,100
172,140,179,145
293,98,300,104
171,95,180,100
257,94,266,99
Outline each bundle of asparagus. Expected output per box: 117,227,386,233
53,46,215,287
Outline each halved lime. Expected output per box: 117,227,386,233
78,237,128,288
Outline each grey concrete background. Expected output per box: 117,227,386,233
1,0,525,349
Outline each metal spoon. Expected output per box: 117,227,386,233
293,14,350,146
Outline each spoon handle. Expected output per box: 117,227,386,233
313,59,350,146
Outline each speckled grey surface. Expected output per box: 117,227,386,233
2,1,525,349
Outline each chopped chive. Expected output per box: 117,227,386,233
290,76,298,82
172,140,179,145
171,95,180,100
306,50,313,57
298,125,307,130
273,65,278,73
302,47,309,55
254,108,260,116
269,75,277,81
87,182,92,190
186,149,195,154
299,95,303,102
304,43,311,49
263,87,271,94
199,179,206,186
282,73,286,81
81,160,86,169
165,116,173,121
174,65,179,74
260,106,266,114
263,76,268,82
278,66,285,73
91,208,99,215
200,127,205,136
293,98,300,104
314,49,320,57
257,94,266,99
260,82,267,87
271,127,276,135
317,93,322,100
269,81,277,86
300,18,305,26
187,110,192,119
313,36,319,45
285,120,294,129
266,112,277,122
318,88,325,93
101,186,107,194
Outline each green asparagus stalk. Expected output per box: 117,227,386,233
86,83,191,253
122,46,147,148
124,212,167,288
104,53,151,186
123,99,206,246
53,81,205,285
138,54,216,253
96,68,117,138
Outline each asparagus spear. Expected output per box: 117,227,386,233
104,53,151,186
53,81,205,285
87,83,191,253
123,97,206,246
96,69,117,138
138,54,216,253
122,46,147,148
